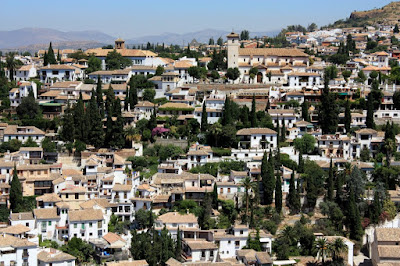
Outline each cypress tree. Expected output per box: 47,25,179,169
47,42,56,64
295,178,301,212
73,92,87,142
347,189,363,241
344,99,351,133
264,153,275,205
105,85,116,117
61,103,75,142
148,109,157,131
87,90,104,148
275,173,282,213
287,171,297,213
326,158,334,201
280,117,286,142
319,75,339,134
266,98,271,111
261,152,268,204
96,76,105,118
124,87,130,111
335,173,344,207
113,98,125,149
301,101,310,122
43,51,48,66
221,97,232,126
57,50,61,63
175,227,182,260
10,166,23,212
366,96,375,129
250,94,257,127
212,183,218,209
298,150,304,173
371,190,382,224
241,106,250,128
201,101,208,132
128,77,138,109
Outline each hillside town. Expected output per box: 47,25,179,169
3,2,400,266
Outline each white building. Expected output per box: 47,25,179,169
68,209,106,241
9,82,38,107
0,234,37,266
3,125,45,146
155,212,199,239
37,248,76,266
39,65,80,83
13,65,37,82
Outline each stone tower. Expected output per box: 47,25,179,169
115,38,125,49
227,32,240,69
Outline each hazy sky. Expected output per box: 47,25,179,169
1,0,394,37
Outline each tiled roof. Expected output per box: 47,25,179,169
68,209,103,222
376,228,400,242
239,48,308,57
185,240,217,250
36,193,62,203
4,125,45,135
37,249,76,263
103,232,126,244
157,212,197,224
33,208,59,220
236,128,277,135
85,48,157,58
113,184,132,192
0,234,36,248
10,212,34,221
0,224,31,235
106,260,149,266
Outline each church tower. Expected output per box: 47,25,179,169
115,38,125,49
227,32,240,69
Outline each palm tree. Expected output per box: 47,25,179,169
329,238,347,262
240,176,256,218
280,226,296,246
209,122,222,147
314,238,329,264
6,53,21,81
124,126,140,147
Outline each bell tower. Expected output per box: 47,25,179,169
227,32,240,69
115,38,125,49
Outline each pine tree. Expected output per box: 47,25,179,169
366,96,375,129
344,99,351,133
201,101,208,132
264,153,275,205
301,101,310,122
61,103,75,142
275,173,282,213
87,90,104,148
250,94,257,127
10,166,23,212
298,150,304,173
96,76,105,118
326,159,334,202
47,42,56,64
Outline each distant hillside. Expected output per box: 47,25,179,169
126,29,279,45
1,41,109,54
327,1,400,28
0,28,115,49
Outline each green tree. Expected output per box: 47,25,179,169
73,92,87,142
275,173,282,213
46,42,57,65
301,101,310,122
319,75,339,134
6,53,22,81
143,88,156,102
16,91,40,120
105,49,132,70
42,137,56,152
250,94,257,127
95,76,105,118
357,70,367,83
326,159,334,202
86,55,102,73
287,172,300,214
314,238,329,264
240,30,250,40
60,237,94,263
226,67,240,81
366,95,375,129
344,99,351,133
263,153,275,205
217,37,223,46
209,37,215,45
61,103,75,142
347,189,363,241
155,65,164,76
87,90,104,148
201,101,208,132
22,137,38,147
10,166,23,212
240,176,256,219
394,24,400,34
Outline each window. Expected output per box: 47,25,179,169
240,230,243,235
201,251,206,258
235,241,240,246
75,193,79,199
48,221,52,226
172,223,177,227
74,224,77,228
52,71,59,75
89,222,93,228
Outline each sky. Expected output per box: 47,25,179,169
0,0,395,37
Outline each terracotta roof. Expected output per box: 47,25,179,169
36,193,62,203
159,102,194,110
41,64,76,70
103,232,126,244
356,128,377,135
50,81,81,88
135,101,155,107
0,224,31,235
185,240,217,250
0,234,36,248
80,198,113,209
33,208,59,220
157,212,197,224
86,48,157,58
106,260,149,266
4,125,45,135
38,249,76,263
236,128,277,135
239,48,308,57
113,184,132,192
10,212,34,221
69,209,103,222
174,60,194,69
